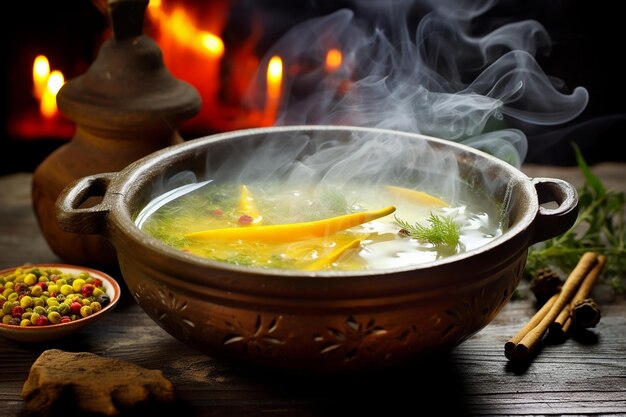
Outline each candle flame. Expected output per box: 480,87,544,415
267,56,283,99
263,56,283,126
325,48,342,72
200,32,225,57
40,70,64,119
148,4,224,59
33,55,50,101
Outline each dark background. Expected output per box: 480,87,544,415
1,0,625,174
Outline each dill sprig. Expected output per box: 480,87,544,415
524,143,626,293
394,213,460,249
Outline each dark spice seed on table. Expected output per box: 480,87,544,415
0,267,110,327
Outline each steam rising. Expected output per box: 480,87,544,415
245,0,588,168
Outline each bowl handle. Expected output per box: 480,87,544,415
55,172,117,235
529,177,579,244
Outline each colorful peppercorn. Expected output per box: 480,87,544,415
0,267,112,328
70,301,82,315
80,305,93,318
81,284,95,298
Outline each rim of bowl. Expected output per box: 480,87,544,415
107,125,537,283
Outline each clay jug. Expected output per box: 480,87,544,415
32,0,201,272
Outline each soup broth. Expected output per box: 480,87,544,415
136,181,503,271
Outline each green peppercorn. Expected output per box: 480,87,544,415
47,311,62,324
90,301,102,313
60,284,73,296
79,305,92,317
20,295,34,309
3,302,13,314
30,285,43,297
46,298,59,307
58,303,70,316
30,312,40,325
23,274,37,286
72,278,86,293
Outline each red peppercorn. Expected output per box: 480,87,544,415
36,282,47,291
14,282,27,294
49,292,58,298
92,279,103,288
212,208,224,217
60,316,72,324
35,316,49,326
70,301,82,315
11,305,23,318
81,284,95,298
238,214,254,225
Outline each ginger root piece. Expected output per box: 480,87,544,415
22,349,174,416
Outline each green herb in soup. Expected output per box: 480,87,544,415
138,182,503,271
394,213,461,249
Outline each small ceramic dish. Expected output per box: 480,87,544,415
0,263,121,342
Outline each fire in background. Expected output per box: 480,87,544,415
2,0,626,169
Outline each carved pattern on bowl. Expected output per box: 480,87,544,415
122,255,524,370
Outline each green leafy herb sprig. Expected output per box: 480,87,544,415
394,213,460,250
524,144,626,293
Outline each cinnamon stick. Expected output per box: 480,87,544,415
509,251,599,362
504,293,558,360
551,255,607,336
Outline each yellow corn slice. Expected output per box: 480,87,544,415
238,184,263,224
385,185,449,208
304,237,363,270
186,206,396,243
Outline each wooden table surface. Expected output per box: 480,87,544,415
1,164,625,416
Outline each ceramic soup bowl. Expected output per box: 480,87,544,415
55,125,577,373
